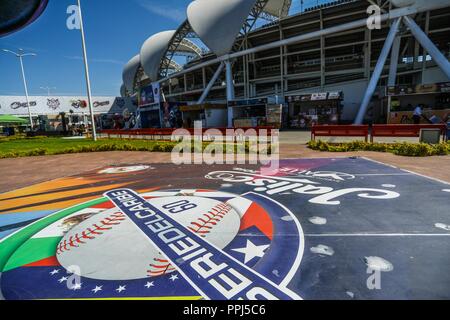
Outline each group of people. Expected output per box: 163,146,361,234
409,103,450,125
69,123,87,136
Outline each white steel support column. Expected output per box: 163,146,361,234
197,62,225,104
244,54,248,99
403,15,450,79
355,18,402,125
421,11,430,82
202,67,207,89
225,60,235,100
320,9,325,88
364,28,372,79
386,35,401,123
388,36,401,87
225,60,235,127
279,18,285,97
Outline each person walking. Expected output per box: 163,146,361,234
413,104,423,124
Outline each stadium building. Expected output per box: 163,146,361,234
122,0,450,129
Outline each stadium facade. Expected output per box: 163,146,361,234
123,0,450,129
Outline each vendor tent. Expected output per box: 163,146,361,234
0,115,29,125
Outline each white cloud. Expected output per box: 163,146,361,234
136,0,186,23
91,58,124,65
63,55,124,65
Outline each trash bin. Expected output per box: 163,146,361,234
420,129,442,144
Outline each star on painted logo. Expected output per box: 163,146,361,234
50,269,60,275
92,286,103,293
58,276,68,284
116,285,126,293
71,282,82,291
145,281,155,288
232,240,270,264
170,274,179,282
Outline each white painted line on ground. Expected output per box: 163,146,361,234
400,169,450,186
360,157,399,169
353,173,411,176
360,156,450,185
305,233,450,237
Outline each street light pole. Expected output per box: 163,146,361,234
77,0,97,141
2,49,36,129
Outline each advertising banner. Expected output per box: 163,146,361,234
139,83,160,107
0,96,133,116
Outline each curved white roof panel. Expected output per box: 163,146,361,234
187,0,257,57
120,84,127,97
264,0,291,17
140,30,175,81
122,54,141,93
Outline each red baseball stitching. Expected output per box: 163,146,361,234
187,203,231,236
56,212,126,255
56,203,233,279
147,203,233,277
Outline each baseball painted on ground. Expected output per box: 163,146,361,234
56,196,241,281
98,165,152,174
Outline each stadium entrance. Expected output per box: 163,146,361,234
387,82,450,124
180,103,227,128
287,92,343,129
229,98,269,127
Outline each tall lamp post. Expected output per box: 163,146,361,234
77,0,97,141
40,86,56,96
2,48,36,129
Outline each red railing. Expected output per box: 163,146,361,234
311,124,447,143
99,127,276,140
311,125,369,142
371,124,447,142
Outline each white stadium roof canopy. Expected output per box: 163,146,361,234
140,31,176,82
120,84,127,97
187,0,258,57
140,30,203,82
264,0,291,17
122,54,141,93
123,0,294,91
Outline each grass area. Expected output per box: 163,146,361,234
0,136,270,159
0,137,177,159
308,140,450,157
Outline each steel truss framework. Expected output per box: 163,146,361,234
131,0,449,125
159,20,198,79
159,0,290,79
157,0,449,119
177,38,203,58
232,0,272,52
127,54,184,96
132,66,146,95
169,60,182,72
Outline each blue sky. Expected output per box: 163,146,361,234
0,0,323,97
